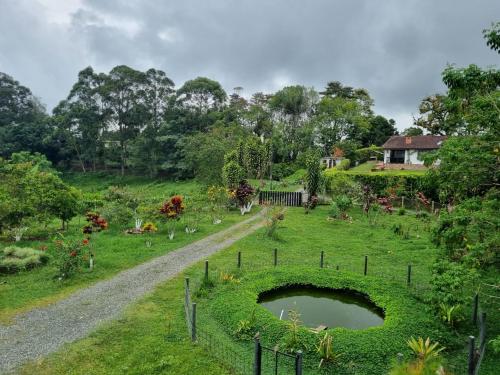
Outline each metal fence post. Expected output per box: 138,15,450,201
407,264,412,285
468,335,475,375
320,251,324,268
204,260,209,282
472,293,479,325
191,302,197,342
274,248,278,266
295,350,303,375
237,251,241,268
364,255,368,276
254,336,262,375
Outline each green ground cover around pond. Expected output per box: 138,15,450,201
17,205,498,374
0,174,259,322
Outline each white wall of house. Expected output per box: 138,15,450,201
384,149,428,165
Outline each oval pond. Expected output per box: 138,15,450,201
258,286,384,330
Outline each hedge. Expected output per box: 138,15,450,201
202,267,455,374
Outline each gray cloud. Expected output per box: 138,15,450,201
0,0,498,129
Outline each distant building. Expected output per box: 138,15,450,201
321,147,344,169
382,136,446,165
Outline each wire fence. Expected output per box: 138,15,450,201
183,251,493,374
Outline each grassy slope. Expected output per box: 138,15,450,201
13,205,499,374
0,174,257,322
16,206,450,374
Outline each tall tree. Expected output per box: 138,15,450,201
0,72,51,158
131,69,175,177
362,115,397,146
101,65,147,176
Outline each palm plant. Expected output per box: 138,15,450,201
317,332,342,368
407,337,445,362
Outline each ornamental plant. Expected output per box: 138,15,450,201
82,212,108,234
53,235,88,279
234,180,255,215
160,195,185,239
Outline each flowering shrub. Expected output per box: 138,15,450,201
142,222,158,232
416,191,431,210
160,195,185,239
53,235,87,279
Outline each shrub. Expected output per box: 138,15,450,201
284,168,307,185
429,260,478,306
53,236,87,279
325,173,362,202
265,206,285,239
335,158,350,170
100,203,134,227
398,207,406,216
317,332,342,368
0,246,49,273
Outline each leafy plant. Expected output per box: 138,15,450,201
407,337,445,363
0,246,49,274
438,303,463,327
160,195,185,239
429,260,478,306
281,308,306,353
53,235,88,279
219,271,240,284
265,205,285,239
233,308,257,340
316,332,342,368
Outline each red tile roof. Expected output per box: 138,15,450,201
382,135,447,150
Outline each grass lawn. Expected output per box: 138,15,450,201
0,174,259,322
11,205,499,374
346,161,428,176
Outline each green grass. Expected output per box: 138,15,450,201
0,174,258,322
12,205,499,374
345,161,428,176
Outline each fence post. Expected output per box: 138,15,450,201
472,293,479,325
401,196,404,209
320,251,324,268
431,200,435,213
274,248,278,266
254,336,262,375
204,260,209,282
407,264,412,285
468,335,475,375
336,265,339,270
185,277,190,291
191,302,197,342
237,251,241,268
364,255,368,276
295,350,303,375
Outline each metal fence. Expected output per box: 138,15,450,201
183,251,492,374
259,191,303,207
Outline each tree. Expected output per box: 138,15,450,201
414,94,454,135
244,137,271,186
177,77,227,113
305,149,321,205
131,69,175,177
222,149,245,189
313,96,369,155
402,127,424,136
101,65,147,176
0,72,52,159
483,21,500,54
269,86,318,160
320,81,374,116
362,115,397,146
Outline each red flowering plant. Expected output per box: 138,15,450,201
416,192,431,212
53,234,87,280
81,212,107,268
160,195,185,239
377,197,394,214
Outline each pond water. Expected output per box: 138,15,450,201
258,286,384,330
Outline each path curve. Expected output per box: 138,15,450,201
0,211,266,374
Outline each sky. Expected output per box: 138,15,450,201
0,0,498,130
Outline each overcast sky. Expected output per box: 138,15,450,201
0,0,498,130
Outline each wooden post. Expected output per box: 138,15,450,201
295,350,303,375
401,196,404,209
472,293,479,325
237,251,241,268
191,302,197,342
254,336,262,375
320,251,324,268
407,264,412,285
204,260,209,282
364,255,368,276
467,336,475,375
431,200,435,213
274,248,278,266
336,265,339,270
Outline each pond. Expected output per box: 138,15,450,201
258,285,384,330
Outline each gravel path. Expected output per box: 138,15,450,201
0,211,266,374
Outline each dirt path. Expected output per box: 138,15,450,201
0,211,266,374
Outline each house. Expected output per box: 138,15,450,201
321,147,345,169
382,135,446,165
